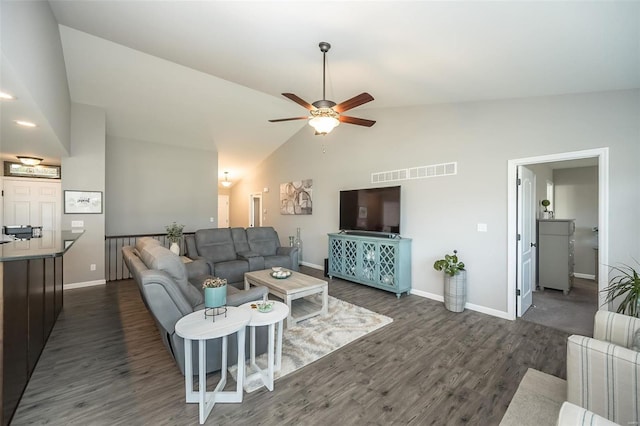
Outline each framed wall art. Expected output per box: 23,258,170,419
280,179,313,215
64,190,103,214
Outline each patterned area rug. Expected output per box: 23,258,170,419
230,295,392,392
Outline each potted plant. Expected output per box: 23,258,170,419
202,277,227,308
602,262,640,318
165,222,184,255
541,199,552,219
434,250,466,312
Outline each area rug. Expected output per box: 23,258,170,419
229,295,392,392
499,368,566,426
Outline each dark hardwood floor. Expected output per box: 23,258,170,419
11,267,568,425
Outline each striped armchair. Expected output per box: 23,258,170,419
566,311,640,426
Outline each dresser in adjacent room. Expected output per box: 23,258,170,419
537,219,575,295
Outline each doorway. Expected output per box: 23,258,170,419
248,193,262,228
507,148,608,324
217,195,229,228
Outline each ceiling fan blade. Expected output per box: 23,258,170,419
334,93,374,113
282,93,315,110
339,115,376,127
269,117,309,123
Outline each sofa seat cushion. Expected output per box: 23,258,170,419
141,245,203,307
214,259,249,284
195,228,237,263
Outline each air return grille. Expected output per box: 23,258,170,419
371,162,457,184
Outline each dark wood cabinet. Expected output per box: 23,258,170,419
1,256,64,426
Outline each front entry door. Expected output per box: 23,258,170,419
517,166,535,316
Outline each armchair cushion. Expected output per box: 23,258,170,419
246,226,280,256
593,310,640,348
557,402,620,426
566,335,639,425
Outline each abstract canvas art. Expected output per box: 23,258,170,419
280,179,313,215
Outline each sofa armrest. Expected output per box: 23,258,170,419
593,310,640,348
566,335,640,425
276,246,299,271
227,286,268,306
557,402,620,426
185,259,211,278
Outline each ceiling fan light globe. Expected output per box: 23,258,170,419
309,116,339,135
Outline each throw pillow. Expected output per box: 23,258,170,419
632,328,640,351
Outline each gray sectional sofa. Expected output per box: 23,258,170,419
122,237,268,375
185,226,299,288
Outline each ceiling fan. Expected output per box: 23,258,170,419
269,42,376,135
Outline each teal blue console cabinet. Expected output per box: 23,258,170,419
328,233,412,298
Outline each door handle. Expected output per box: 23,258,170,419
531,242,537,247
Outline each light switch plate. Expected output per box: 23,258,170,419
477,223,488,232
71,220,84,228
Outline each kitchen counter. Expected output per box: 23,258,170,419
1,229,83,425
0,230,83,261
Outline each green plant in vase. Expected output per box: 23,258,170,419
433,250,465,276
602,262,640,318
165,222,184,255
434,250,467,312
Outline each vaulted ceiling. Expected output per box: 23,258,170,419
4,1,640,182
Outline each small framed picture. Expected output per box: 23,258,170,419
64,190,103,214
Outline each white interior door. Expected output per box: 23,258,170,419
517,166,535,316
3,178,61,231
217,195,229,228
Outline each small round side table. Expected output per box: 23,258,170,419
175,307,251,424
239,301,289,391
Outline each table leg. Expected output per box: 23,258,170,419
244,276,250,290
250,325,256,365
322,285,329,316
184,338,194,402
266,323,275,391
198,339,207,424
235,327,245,399
286,294,294,328
275,320,284,372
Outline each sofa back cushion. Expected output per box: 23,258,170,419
140,244,203,307
246,227,280,256
195,228,237,263
231,227,250,253
135,236,161,254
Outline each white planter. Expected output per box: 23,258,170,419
444,270,466,312
169,242,180,255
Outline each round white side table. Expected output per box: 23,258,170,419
239,301,289,391
175,307,251,424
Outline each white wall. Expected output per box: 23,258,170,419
62,103,106,285
0,0,70,153
105,136,218,235
554,166,598,277
230,89,640,316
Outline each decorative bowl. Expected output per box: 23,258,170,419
271,266,282,272
256,301,274,313
271,270,291,279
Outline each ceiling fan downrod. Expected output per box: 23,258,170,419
313,42,335,109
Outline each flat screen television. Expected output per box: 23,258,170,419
339,186,401,235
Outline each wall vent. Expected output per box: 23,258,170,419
371,162,457,184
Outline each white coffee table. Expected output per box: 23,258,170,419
175,307,251,424
244,269,328,328
239,301,289,391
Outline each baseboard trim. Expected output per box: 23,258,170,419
573,273,596,280
410,289,512,320
65,279,106,290
301,261,323,270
